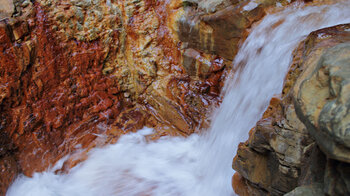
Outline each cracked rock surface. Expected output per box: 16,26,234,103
232,24,350,196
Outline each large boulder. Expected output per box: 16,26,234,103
0,0,14,20
293,43,350,163
177,0,268,60
233,23,350,195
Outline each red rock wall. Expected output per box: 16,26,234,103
0,1,228,194
0,0,297,194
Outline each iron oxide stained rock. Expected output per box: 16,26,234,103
0,0,327,194
0,0,232,193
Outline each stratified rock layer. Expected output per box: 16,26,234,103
0,0,229,194
233,24,350,196
1,0,282,193
0,0,301,194
178,0,267,61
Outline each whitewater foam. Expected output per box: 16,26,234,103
7,1,350,196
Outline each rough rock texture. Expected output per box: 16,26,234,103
294,43,350,163
178,0,297,60
0,131,17,196
0,0,280,193
0,0,309,194
0,0,229,193
178,0,265,61
232,24,350,195
0,0,14,20
284,183,324,196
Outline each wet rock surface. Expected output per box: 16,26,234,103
233,24,350,195
294,42,350,164
0,0,259,193
0,0,227,192
2,0,347,195
0,131,17,196
177,0,268,61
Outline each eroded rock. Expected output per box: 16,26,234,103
177,0,267,60
285,183,324,196
0,0,14,20
294,43,350,163
233,23,350,195
0,0,232,193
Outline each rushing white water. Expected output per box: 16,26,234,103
7,1,350,196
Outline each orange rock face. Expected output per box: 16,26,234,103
0,0,230,193
232,173,250,196
0,0,296,194
1,3,124,176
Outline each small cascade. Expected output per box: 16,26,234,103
7,1,350,196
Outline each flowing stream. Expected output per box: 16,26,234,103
7,1,350,196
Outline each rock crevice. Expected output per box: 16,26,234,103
233,23,350,196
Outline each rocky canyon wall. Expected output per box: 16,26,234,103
0,0,275,194
1,0,347,195
232,23,350,196
0,0,219,194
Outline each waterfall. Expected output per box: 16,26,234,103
7,1,350,196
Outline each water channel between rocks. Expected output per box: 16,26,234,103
7,1,350,196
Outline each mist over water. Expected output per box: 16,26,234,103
7,1,350,196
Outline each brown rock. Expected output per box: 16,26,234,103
232,163,269,196
0,1,230,193
232,173,251,196
0,0,14,20
285,183,324,196
183,48,201,77
0,130,17,196
298,144,326,186
324,159,350,195
233,94,310,194
233,142,272,190
12,21,28,41
177,0,268,60
0,0,306,194
293,40,350,163
233,23,350,196
0,156,18,196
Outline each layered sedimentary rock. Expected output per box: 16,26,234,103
232,24,350,195
0,0,227,194
0,0,281,194
0,0,310,194
178,0,269,61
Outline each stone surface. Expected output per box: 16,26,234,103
3,0,349,195
0,131,17,196
324,159,350,195
177,0,300,61
177,0,267,60
0,156,18,196
0,0,14,20
293,43,350,163
0,0,239,193
233,96,310,195
233,23,350,195
232,172,267,196
284,183,324,196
